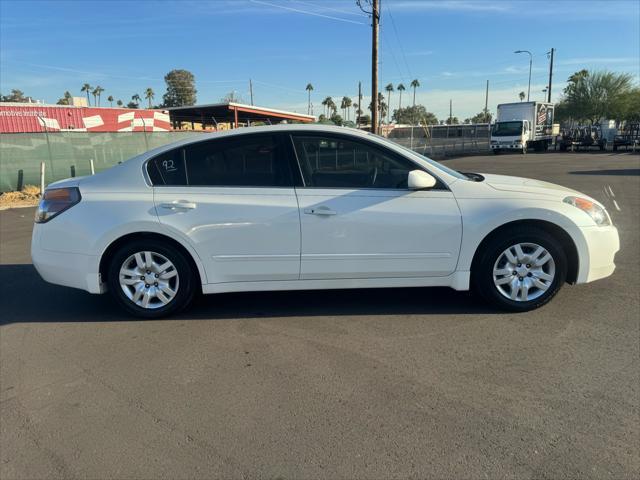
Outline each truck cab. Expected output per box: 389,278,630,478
491,120,530,154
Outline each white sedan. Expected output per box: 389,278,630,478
32,125,619,318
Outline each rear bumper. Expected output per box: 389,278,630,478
576,225,620,283
31,225,104,294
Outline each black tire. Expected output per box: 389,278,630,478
107,238,196,318
472,226,567,312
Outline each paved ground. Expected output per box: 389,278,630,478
1,152,638,479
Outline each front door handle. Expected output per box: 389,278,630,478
304,206,337,216
160,200,197,210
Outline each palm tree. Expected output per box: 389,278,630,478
131,94,141,107
93,86,104,106
107,95,114,107
353,102,359,124
327,98,337,117
519,91,526,101
369,93,387,129
397,83,406,110
410,79,420,107
116,99,123,107
341,96,352,120
305,83,314,115
81,83,92,106
385,83,394,123
321,96,331,117
144,87,155,108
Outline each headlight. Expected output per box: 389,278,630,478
563,196,611,226
34,187,81,223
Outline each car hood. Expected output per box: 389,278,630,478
482,173,581,198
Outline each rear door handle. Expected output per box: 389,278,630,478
159,200,197,210
304,206,337,216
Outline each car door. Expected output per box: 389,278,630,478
290,132,462,280
149,133,300,284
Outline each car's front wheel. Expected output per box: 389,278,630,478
472,227,567,312
107,239,195,318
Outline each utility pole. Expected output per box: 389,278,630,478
449,99,452,124
514,50,532,102
547,48,554,103
357,0,380,134
358,81,362,128
249,79,254,106
484,80,489,123
371,0,379,134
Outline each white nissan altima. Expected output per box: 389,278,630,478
32,125,619,318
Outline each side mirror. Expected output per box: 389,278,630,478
408,170,436,190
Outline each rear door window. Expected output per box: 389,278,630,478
148,134,293,187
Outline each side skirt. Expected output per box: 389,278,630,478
201,271,470,295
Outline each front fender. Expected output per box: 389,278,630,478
456,198,591,275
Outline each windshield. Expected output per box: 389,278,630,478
492,121,523,137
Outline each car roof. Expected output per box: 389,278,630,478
141,124,375,158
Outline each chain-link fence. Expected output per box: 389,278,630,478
387,124,492,158
0,125,493,192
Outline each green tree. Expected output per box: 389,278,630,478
1,89,30,102
464,110,492,124
81,83,92,106
341,96,352,120
131,94,141,107
556,70,635,124
107,95,114,107
392,105,438,125
410,79,420,107
127,101,139,109
397,83,405,109
305,83,313,115
161,69,197,107
144,87,155,108
445,116,460,125
56,91,72,105
385,83,394,123
518,91,526,101
321,96,332,117
369,93,387,127
116,99,123,107
93,86,104,106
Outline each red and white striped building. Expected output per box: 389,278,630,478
0,103,172,133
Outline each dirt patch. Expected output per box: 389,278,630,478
0,185,40,209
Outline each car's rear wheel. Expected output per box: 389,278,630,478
107,239,195,318
472,227,567,312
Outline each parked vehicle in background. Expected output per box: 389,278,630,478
491,102,555,154
613,122,640,151
31,125,619,318
559,126,608,151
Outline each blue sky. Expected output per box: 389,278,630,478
1,0,638,119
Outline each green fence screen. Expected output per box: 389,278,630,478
0,131,203,192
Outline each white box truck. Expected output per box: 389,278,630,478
490,102,554,154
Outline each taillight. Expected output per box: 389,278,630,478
34,187,81,223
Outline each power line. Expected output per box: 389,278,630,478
384,3,413,80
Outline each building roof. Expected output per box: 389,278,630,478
165,102,315,125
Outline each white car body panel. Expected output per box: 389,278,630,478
31,124,619,299
153,186,300,283
295,188,462,279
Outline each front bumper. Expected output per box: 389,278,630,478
491,144,523,149
31,225,104,294
576,225,620,283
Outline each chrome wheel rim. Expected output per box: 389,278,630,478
493,242,555,302
119,251,179,309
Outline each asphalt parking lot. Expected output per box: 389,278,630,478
1,151,639,479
